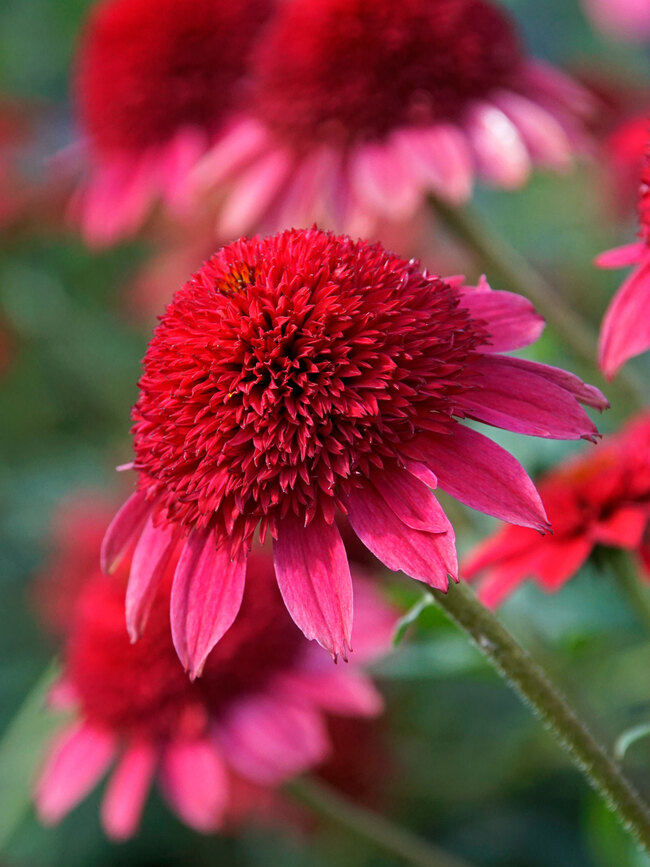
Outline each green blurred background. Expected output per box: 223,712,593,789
1,0,650,864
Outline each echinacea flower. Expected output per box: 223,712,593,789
68,0,270,246
463,412,650,608
197,0,593,236
103,227,607,675
35,499,392,840
581,0,650,42
597,134,650,378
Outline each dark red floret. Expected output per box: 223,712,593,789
76,0,270,157
131,228,488,548
251,0,523,147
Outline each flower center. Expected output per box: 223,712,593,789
250,0,522,148
132,229,487,547
76,0,269,157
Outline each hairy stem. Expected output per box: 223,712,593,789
432,580,650,852
287,777,475,867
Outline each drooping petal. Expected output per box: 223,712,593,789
371,464,449,533
599,259,650,379
346,481,457,588
126,515,177,642
459,288,545,352
495,357,607,410
171,530,247,679
274,669,384,717
591,506,649,549
456,354,600,440
393,123,474,204
100,741,157,840
218,148,293,237
273,513,353,659
159,739,228,832
101,490,152,574
466,102,530,188
35,723,115,824
413,426,549,531
493,91,572,168
595,242,644,269
216,694,330,785
350,141,419,217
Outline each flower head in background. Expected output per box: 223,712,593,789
35,498,392,840
464,413,650,608
69,0,270,245
597,132,650,377
603,112,649,213
581,0,650,42
198,0,592,236
104,227,607,675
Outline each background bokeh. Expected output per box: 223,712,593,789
1,0,650,865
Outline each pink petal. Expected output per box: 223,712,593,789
216,695,330,784
595,242,645,269
492,91,572,168
599,259,650,378
402,458,438,490
159,127,207,212
346,481,457,588
273,513,353,659
533,536,593,591
413,426,549,531
101,741,157,840
465,102,530,188
497,357,607,410
350,142,419,217
35,723,115,824
191,118,268,190
274,669,383,717
372,464,449,532
171,530,247,679
459,288,545,352
218,148,293,237
456,355,600,440
160,739,228,832
101,491,152,574
393,124,474,203
126,515,177,642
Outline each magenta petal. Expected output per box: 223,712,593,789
456,355,600,440
599,259,650,379
171,531,247,679
216,695,330,785
273,513,352,659
101,741,157,840
460,288,545,352
595,242,644,269
35,723,115,824
101,491,152,574
497,357,608,410
416,426,549,531
372,465,448,532
160,739,228,832
126,516,177,642
346,482,456,588
275,669,383,717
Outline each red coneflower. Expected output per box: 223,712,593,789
196,0,592,236
103,227,607,675
69,0,271,245
597,133,650,377
35,498,392,839
464,412,650,608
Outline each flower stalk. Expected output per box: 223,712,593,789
287,777,474,867
428,194,647,408
432,580,650,852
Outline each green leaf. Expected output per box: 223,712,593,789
392,593,434,646
615,723,650,762
0,660,65,852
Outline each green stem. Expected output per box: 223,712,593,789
606,549,650,635
287,777,475,867
432,581,650,853
428,195,647,408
